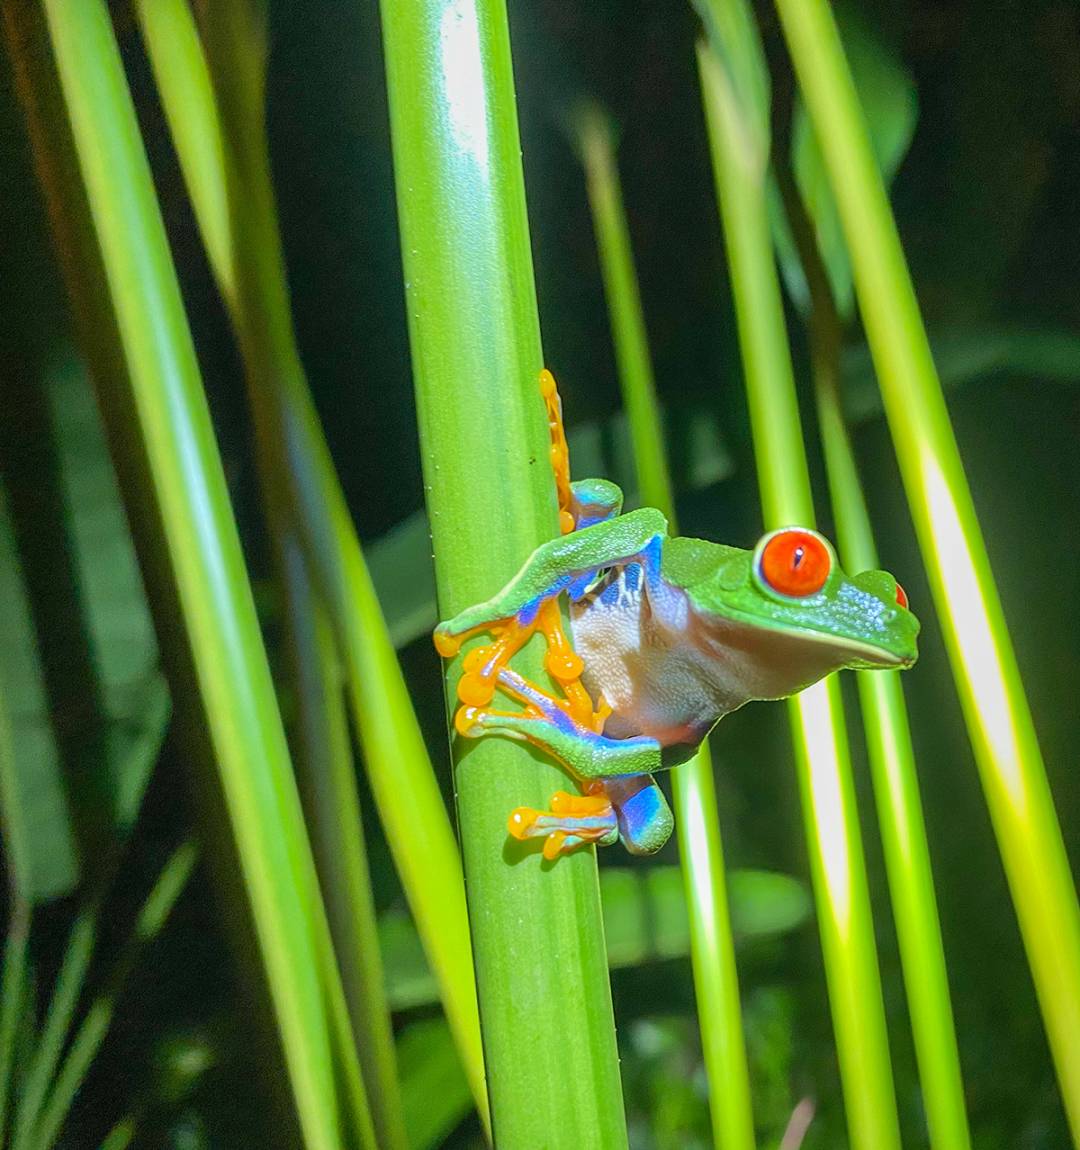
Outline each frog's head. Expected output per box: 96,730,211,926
696,527,920,670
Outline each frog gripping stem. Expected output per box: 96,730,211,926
433,370,614,857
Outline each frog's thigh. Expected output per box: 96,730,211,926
463,706,662,780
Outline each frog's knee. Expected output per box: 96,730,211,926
570,479,623,529
608,776,674,855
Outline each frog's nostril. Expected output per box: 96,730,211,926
895,582,909,609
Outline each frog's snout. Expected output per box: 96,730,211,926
852,568,920,668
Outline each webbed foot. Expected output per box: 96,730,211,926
437,598,606,731
508,787,618,859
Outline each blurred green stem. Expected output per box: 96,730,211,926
577,103,755,1150
32,843,198,1150
775,1,1080,1139
0,895,30,1139
698,26,901,1150
29,1,372,1143
782,176,972,1150
134,3,486,1121
381,1,627,1144
11,908,95,1150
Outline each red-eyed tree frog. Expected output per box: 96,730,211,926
434,371,919,860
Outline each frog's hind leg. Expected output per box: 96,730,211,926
541,368,623,533
458,666,663,780
473,669,672,856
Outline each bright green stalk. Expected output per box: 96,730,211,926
32,843,197,1150
135,5,403,1140
35,4,371,1145
577,104,755,1150
787,185,971,1149
133,4,485,1119
774,2,1080,1140
381,2,627,1145
697,30,901,1150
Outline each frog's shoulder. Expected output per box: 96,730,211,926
659,534,747,590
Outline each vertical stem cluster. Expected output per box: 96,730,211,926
577,105,755,1150
775,1,1080,1139
381,2,627,1144
26,2,373,1144
697,21,901,1148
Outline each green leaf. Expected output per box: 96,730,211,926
0,492,79,903
789,7,917,320
0,351,169,906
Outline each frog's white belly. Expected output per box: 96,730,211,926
569,566,837,745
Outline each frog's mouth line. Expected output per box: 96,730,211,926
703,602,918,670
786,625,916,669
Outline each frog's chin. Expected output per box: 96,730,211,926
787,626,917,670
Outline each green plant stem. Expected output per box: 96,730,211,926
11,907,95,1150
0,895,30,1139
99,1120,135,1150
148,6,401,1141
133,4,486,1120
698,33,901,1150
774,2,1080,1140
784,178,972,1149
577,104,755,1150
32,3,372,1144
32,843,197,1150
381,2,627,1144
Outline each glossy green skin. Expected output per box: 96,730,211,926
437,485,919,854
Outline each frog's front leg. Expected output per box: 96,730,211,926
459,666,673,858
435,506,667,642
434,506,667,720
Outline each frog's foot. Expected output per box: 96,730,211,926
508,788,619,859
540,368,575,536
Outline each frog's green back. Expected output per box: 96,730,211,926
659,535,746,590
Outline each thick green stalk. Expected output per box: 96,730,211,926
787,183,971,1149
381,2,627,1145
134,3,485,1117
34,3,371,1145
577,105,755,1150
774,2,1080,1140
698,33,901,1150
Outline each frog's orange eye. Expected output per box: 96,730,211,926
759,530,831,597
895,582,909,609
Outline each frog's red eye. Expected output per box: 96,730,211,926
759,530,831,597
895,583,909,609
